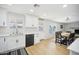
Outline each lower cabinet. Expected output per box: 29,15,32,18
34,34,40,44
16,36,25,48
0,36,25,53
5,37,17,51
0,37,5,52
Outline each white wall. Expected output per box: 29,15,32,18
38,19,62,40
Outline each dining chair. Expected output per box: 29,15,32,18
67,33,75,45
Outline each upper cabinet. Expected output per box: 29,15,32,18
0,8,7,26
7,12,25,27
7,12,25,35
25,14,38,27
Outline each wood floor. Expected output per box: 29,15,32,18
25,38,69,55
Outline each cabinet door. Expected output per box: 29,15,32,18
5,37,17,51
0,36,25,53
15,36,25,48
25,15,38,27
34,34,40,44
0,8,7,26
0,37,8,53
5,36,25,51
7,12,25,26
0,37,5,53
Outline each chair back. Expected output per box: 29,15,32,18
69,33,75,39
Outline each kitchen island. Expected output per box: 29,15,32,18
67,38,79,55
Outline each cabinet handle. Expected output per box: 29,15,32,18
4,38,6,42
32,25,34,26
16,40,19,43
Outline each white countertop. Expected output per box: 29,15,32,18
0,34,10,37
67,38,79,53
0,34,24,37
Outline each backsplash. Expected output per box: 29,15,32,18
0,27,9,35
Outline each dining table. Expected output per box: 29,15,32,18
60,32,71,46
61,32,70,37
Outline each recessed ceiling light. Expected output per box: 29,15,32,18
30,9,34,12
63,4,68,8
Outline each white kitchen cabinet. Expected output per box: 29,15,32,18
5,36,25,51
34,34,40,44
0,37,5,52
0,8,7,26
7,12,25,23
0,37,9,53
0,37,16,53
7,12,25,27
0,36,25,53
25,14,38,27
15,36,25,48
5,37,17,51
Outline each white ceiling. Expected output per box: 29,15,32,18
0,4,79,23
